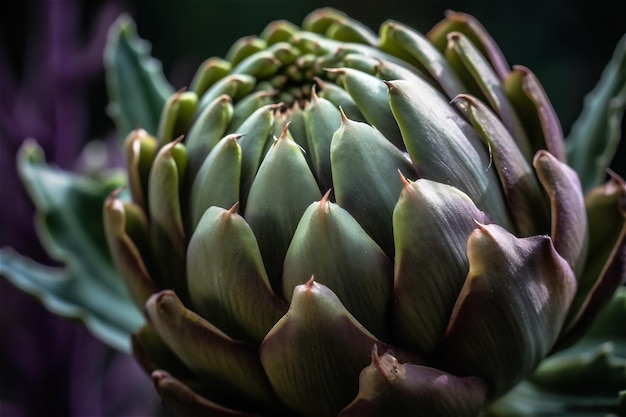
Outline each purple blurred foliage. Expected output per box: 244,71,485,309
0,1,162,415
0,0,119,260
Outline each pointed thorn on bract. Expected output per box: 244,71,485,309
605,168,626,186
319,189,332,213
324,67,345,75
605,170,626,214
108,186,125,201
268,102,285,118
397,169,410,188
338,106,348,123
310,84,319,102
446,31,462,46
161,135,185,154
321,189,332,204
218,94,233,104
279,121,291,140
313,76,326,90
224,133,244,142
105,187,127,211
269,55,281,66
371,344,380,361
259,89,279,98
151,369,167,385
305,276,316,289
228,202,240,215
450,93,474,111
472,218,490,234
532,149,551,166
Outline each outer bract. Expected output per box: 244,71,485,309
100,8,626,417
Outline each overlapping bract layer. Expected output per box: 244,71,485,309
103,8,626,417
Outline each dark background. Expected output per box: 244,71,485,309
3,0,625,151
1,1,624,416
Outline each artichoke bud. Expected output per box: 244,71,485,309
92,7,626,416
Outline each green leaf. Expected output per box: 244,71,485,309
104,14,174,138
566,34,626,193
484,289,626,416
0,141,144,352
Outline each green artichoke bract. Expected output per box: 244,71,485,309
98,8,625,417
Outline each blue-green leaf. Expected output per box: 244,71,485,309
104,14,174,138
0,141,144,352
485,287,626,416
566,34,626,193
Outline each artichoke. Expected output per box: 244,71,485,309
5,7,626,417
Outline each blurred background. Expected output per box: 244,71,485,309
1,0,624,416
